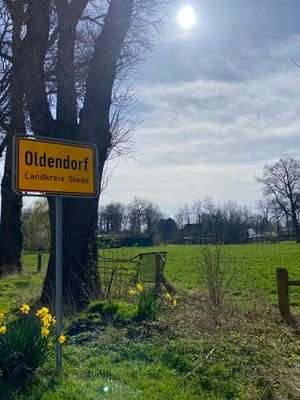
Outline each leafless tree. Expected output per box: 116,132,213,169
0,0,26,275
98,202,126,233
127,197,148,234
257,158,300,242
203,197,224,243
142,200,163,236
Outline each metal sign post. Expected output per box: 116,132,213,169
55,196,63,374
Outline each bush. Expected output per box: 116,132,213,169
199,245,235,307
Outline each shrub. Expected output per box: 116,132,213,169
199,245,235,307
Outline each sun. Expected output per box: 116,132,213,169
177,5,196,30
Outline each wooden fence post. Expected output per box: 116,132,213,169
276,267,290,317
154,253,176,295
37,253,42,273
106,268,115,299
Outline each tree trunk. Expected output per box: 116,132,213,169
291,208,300,242
0,137,23,276
0,17,26,276
294,220,300,243
41,196,101,308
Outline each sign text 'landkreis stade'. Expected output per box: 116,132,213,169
14,137,98,197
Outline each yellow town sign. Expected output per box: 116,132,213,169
14,136,98,197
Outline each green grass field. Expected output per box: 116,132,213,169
1,243,300,399
2,242,300,312
100,242,300,306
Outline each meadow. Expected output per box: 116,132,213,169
1,243,300,399
99,242,300,307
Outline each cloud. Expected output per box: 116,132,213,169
134,69,300,166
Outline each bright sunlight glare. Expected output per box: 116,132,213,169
177,5,196,30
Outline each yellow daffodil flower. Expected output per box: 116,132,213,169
36,307,50,319
0,325,7,335
47,341,53,348
20,304,30,314
136,283,144,292
41,327,50,337
0,312,5,324
165,293,171,300
51,317,56,327
128,289,136,296
58,335,66,344
41,314,52,328
172,298,177,306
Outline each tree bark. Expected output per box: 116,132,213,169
0,7,26,275
22,0,54,136
41,196,101,307
292,211,300,242
55,0,88,136
0,137,23,276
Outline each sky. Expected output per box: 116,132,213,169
100,0,300,217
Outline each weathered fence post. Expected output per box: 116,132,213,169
276,267,290,317
37,253,42,273
106,268,115,299
154,253,176,295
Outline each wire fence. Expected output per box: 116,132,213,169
99,251,167,299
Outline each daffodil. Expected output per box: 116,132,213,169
128,289,136,296
20,304,30,314
47,341,53,348
58,335,66,344
165,293,171,300
172,298,177,306
51,317,56,327
136,283,144,292
0,312,5,324
41,314,52,328
0,325,7,335
41,326,50,337
36,307,50,319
